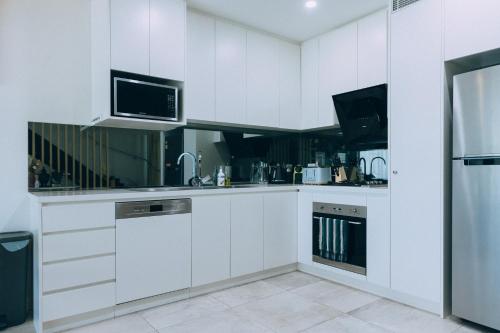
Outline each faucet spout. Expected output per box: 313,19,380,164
369,157,387,178
177,152,198,182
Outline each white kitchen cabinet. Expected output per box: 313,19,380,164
279,41,301,130
246,31,280,127
215,21,246,124
366,194,390,288
301,38,320,129
390,0,443,305
110,0,150,75
297,192,313,265
318,22,357,127
358,9,387,89
186,11,216,121
43,282,115,322
150,0,186,81
110,0,186,79
42,202,114,233
445,0,500,61
263,192,298,269
191,196,230,287
230,194,264,277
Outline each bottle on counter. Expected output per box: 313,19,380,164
217,166,226,187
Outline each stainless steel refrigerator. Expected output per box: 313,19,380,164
453,64,500,330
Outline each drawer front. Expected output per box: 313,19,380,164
43,282,115,322
42,202,114,233
43,229,115,263
43,255,115,293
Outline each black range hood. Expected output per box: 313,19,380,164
332,84,388,149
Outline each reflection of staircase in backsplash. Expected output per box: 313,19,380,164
29,124,110,189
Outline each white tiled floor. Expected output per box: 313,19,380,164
6,272,496,333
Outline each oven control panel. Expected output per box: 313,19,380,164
313,202,367,219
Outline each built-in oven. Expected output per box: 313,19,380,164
111,70,180,122
312,202,367,275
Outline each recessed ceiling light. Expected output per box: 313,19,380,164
305,0,317,9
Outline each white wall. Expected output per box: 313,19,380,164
0,0,91,231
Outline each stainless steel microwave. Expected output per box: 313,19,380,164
111,70,179,122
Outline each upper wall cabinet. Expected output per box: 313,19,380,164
186,11,216,122
110,0,150,75
318,22,358,127
215,21,247,125
150,0,186,81
186,11,301,130
358,9,388,89
110,0,186,80
279,42,301,130
445,0,500,61
301,38,320,129
301,9,388,130
91,0,186,129
246,31,280,127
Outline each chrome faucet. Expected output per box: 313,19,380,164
358,158,367,179
369,157,387,178
177,152,201,186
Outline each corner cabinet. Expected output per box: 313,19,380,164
263,192,298,269
301,9,388,130
390,0,446,315
90,0,187,129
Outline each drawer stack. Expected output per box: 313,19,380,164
41,202,116,322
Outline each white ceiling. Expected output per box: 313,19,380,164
187,0,389,42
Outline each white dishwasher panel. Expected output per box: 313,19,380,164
116,213,191,304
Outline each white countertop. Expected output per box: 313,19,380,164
30,184,388,204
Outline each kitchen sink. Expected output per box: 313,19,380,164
127,183,285,193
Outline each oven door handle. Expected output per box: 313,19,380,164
348,221,363,225
313,216,321,220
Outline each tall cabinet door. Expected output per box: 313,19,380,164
186,11,216,121
150,0,186,81
192,196,230,287
358,9,387,89
390,0,443,304
110,0,149,75
246,31,280,127
318,23,357,126
215,21,246,124
264,192,298,269
301,38,319,129
279,42,301,130
231,194,264,277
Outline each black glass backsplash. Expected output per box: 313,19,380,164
29,122,387,190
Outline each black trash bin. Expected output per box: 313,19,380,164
0,232,33,330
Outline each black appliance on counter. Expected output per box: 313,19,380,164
332,84,387,149
312,202,366,275
111,70,181,122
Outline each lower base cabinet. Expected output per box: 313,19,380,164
264,192,298,269
191,196,231,287
230,194,264,278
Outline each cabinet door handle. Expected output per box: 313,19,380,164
392,170,398,175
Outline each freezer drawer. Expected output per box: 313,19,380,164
452,159,500,330
453,65,500,157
